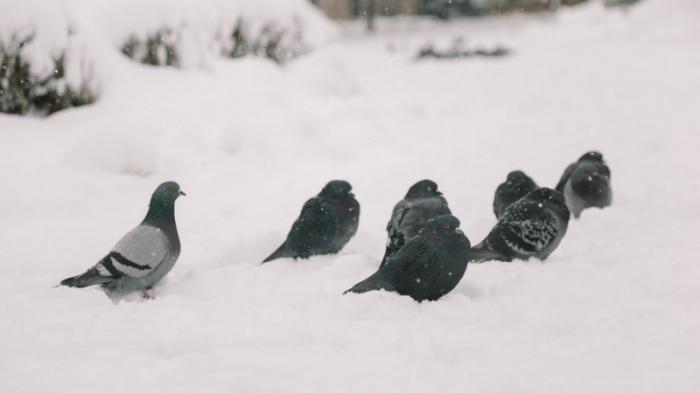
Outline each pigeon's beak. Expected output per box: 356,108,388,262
179,190,187,196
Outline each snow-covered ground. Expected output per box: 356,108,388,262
1,1,699,392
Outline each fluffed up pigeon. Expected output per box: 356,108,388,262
60,181,185,296
556,151,612,218
380,179,451,268
262,180,360,263
471,188,570,263
345,215,471,302
493,170,538,219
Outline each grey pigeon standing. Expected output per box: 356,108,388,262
556,151,612,218
262,180,360,263
493,170,538,219
380,179,451,268
60,181,185,296
471,188,570,263
345,215,471,302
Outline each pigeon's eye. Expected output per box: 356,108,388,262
442,223,450,230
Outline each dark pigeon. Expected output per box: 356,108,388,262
262,180,360,263
345,215,471,302
556,151,612,218
380,179,451,268
493,170,538,219
471,188,570,263
60,181,185,296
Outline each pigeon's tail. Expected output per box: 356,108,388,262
469,241,506,264
262,242,294,264
60,266,112,288
344,271,393,295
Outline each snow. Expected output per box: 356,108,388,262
1,1,700,392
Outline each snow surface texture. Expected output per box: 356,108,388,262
1,1,699,392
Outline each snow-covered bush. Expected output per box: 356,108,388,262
104,0,335,67
218,18,307,64
0,1,97,116
120,28,180,67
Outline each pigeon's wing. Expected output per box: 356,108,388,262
386,200,410,245
386,236,437,274
402,240,439,274
61,225,171,287
556,163,577,192
103,225,171,278
391,197,450,243
380,200,418,267
287,198,337,251
502,215,559,255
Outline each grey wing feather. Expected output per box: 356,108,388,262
108,225,171,278
60,225,170,288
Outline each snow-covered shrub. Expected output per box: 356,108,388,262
218,18,307,64
0,2,97,116
105,0,335,67
120,28,180,67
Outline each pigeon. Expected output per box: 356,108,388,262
60,181,185,296
471,188,570,263
345,215,471,302
262,180,360,263
379,179,451,268
493,170,538,219
556,151,612,218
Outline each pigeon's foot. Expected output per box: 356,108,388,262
141,290,154,300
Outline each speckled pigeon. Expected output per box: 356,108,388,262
493,170,538,219
379,179,451,268
471,188,570,263
556,151,612,218
262,180,360,263
345,215,471,302
60,181,185,296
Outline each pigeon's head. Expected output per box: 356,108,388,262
578,151,604,163
151,181,185,205
504,170,537,191
405,179,441,199
145,182,185,221
320,180,354,199
421,214,462,237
